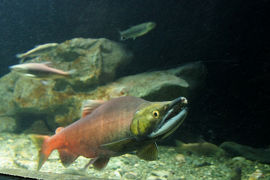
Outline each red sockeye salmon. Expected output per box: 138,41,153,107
31,96,188,170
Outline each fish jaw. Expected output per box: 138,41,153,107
148,97,188,139
130,97,188,140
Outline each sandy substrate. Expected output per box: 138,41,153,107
0,133,269,180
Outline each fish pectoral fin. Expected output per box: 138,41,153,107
136,142,158,161
100,138,134,152
58,149,78,167
81,99,106,118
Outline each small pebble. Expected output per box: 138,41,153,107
124,172,138,179
147,175,166,180
151,170,170,178
175,154,186,164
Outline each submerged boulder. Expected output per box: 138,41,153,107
0,36,206,132
30,38,133,90
51,38,133,88
0,74,19,132
1,38,133,130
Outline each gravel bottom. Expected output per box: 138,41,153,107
0,133,270,180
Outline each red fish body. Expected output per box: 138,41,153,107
32,96,188,170
53,96,145,157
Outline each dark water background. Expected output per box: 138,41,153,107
0,0,269,147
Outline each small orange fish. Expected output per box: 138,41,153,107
31,96,188,170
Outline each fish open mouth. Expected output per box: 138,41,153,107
148,97,188,139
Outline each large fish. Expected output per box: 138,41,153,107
120,22,156,40
9,62,75,79
31,96,188,170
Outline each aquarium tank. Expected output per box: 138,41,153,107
0,0,269,179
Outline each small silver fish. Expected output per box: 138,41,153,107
9,62,75,79
16,43,58,59
120,22,156,40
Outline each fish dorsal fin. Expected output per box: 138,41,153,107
100,138,134,152
81,99,106,118
137,142,158,161
55,127,64,134
58,149,78,167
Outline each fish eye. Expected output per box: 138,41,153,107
152,110,159,118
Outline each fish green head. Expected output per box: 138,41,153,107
131,97,188,140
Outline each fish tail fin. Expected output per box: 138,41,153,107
120,35,126,41
118,30,126,41
67,69,77,77
175,140,187,154
30,134,52,170
175,140,184,147
57,149,78,167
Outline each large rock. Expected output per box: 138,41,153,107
60,38,132,87
0,74,19,132
0,38,133,131
0,38,206,132
37,38,133,89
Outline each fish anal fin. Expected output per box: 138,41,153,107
58,149,78,167
81,99,106,118
137,142,158,161
93,157,110,170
